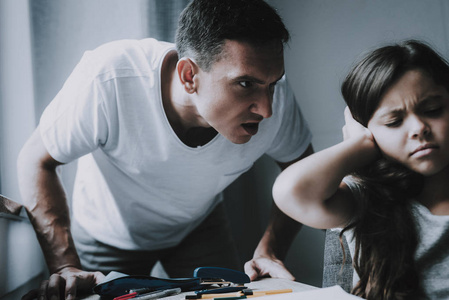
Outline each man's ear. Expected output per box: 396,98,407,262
177,58,199,94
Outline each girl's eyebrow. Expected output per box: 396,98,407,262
418,95,443,105
376,108,403,119
376,95,445,119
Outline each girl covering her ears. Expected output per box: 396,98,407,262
273,40,449,300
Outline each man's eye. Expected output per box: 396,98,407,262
239,81,253,88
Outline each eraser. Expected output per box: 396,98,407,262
242,289,253,295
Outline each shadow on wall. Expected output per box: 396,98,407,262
223,155,325,287
0,195,47,300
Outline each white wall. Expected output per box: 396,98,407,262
0,2,46,296
30,0,150,119
0,215,45,299
0,0,36,201
0,1,150,297
29,0,152,197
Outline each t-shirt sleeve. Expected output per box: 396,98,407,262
39,50,110,163
265,76,312,163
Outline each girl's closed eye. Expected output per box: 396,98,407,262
385,118,403,127
381,111,404,128
422,105,444,117
417,96,446,117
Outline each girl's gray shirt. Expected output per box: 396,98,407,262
343,177,449,299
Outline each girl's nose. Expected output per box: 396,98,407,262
408,115,430,139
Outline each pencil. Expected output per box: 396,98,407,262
247,288,292,298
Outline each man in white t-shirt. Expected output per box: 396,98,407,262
18,0,313,299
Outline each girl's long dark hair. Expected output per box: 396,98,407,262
340,40,449,300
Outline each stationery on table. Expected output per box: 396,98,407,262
93,267,362,300
185,288,293,299
113,287,181,300
260,286,364,300
193,286,363,300
95,267,251,300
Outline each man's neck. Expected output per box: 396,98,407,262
160,51,217,147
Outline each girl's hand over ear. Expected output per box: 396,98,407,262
342,107,374,142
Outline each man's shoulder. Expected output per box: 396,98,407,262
270,75,296,115
272,75,290,101
94,38,173,54
86,38,175,73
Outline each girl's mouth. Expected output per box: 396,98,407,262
410,143,439,157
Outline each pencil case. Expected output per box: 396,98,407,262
93,272,201,299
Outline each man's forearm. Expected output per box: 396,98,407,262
245,146,313,279
254,202,302,260
23,164,81,273
17,129,82,274
257,145,314,260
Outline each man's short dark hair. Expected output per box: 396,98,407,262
175,0,290,71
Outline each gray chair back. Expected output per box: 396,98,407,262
322,229,354,293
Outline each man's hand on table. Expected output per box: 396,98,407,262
21,267,105,300
244,256,295,281
244,201,302,282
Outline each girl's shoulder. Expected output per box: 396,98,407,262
411,200,449,223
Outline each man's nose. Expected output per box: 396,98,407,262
250,91,273,118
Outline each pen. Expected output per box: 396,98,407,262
134,287,182,299
113,292,138,300
197,286,248,295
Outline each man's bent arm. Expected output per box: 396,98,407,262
17,126,81,273
245,144,314,280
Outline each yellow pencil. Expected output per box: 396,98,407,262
247,288,292,298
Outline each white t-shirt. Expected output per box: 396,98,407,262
40,38,312,250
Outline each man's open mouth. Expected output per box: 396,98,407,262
242,122,259,136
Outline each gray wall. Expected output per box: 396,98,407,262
272,0,449,151
267,0,449,286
